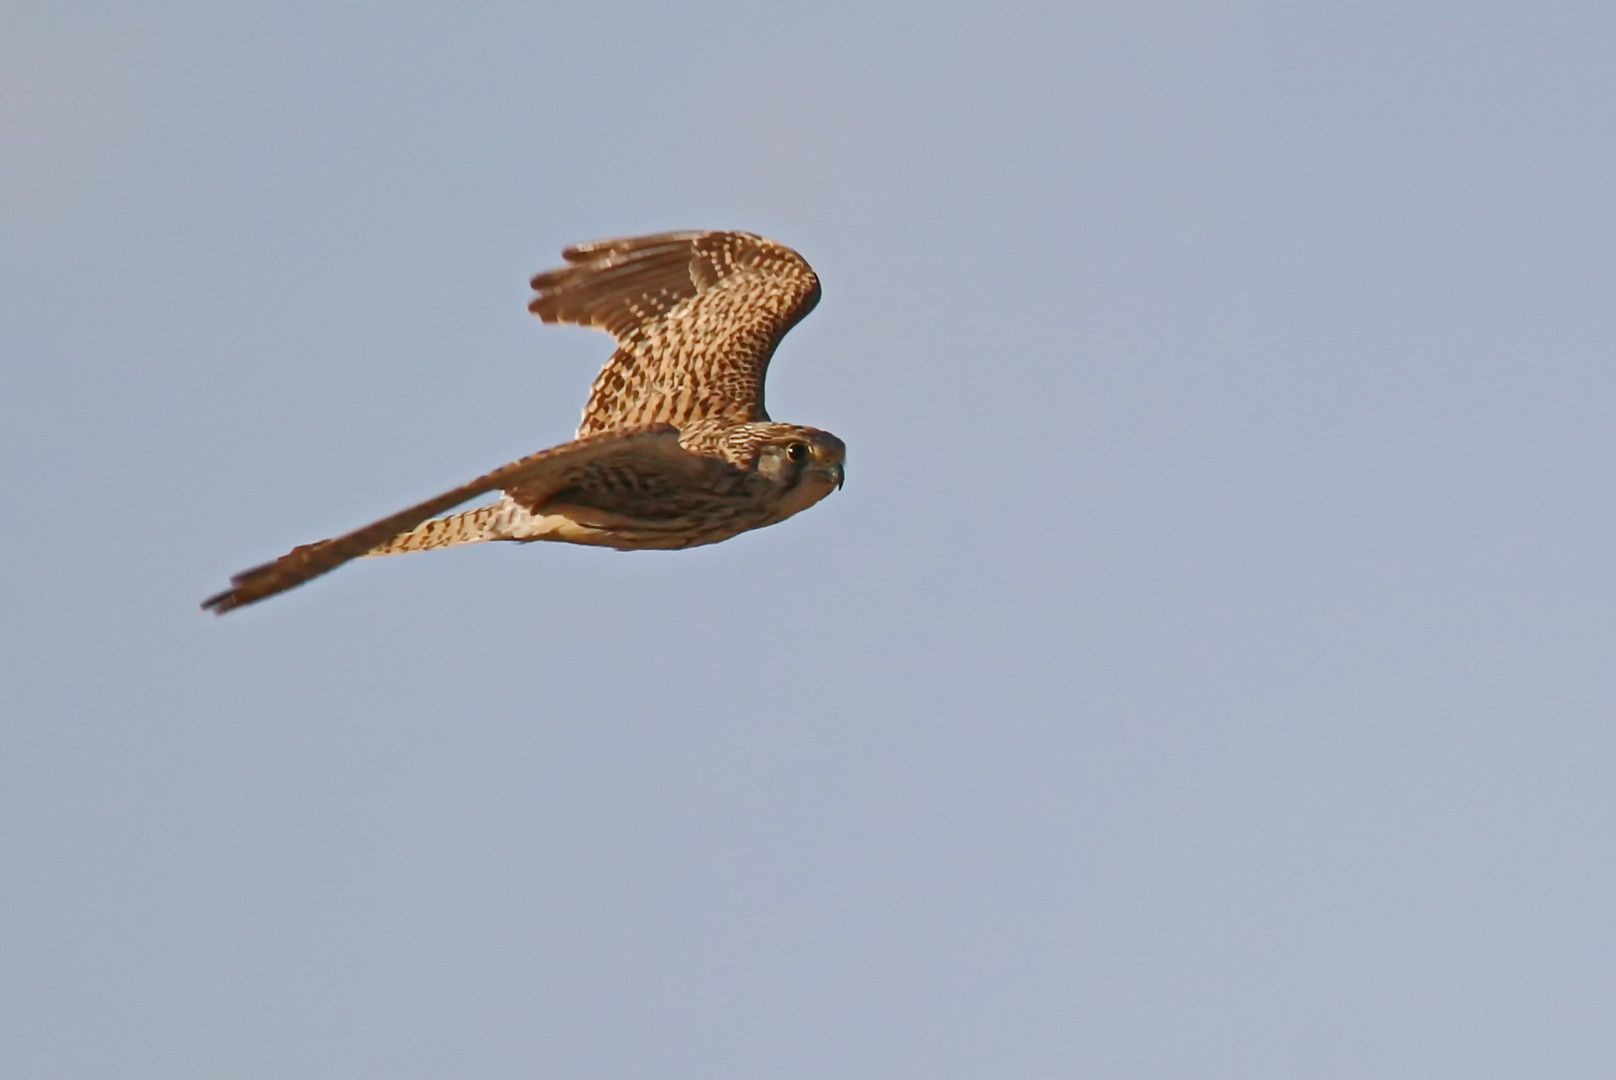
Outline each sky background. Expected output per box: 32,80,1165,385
4,2,1615,1077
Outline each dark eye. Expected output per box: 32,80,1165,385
786,442,811,463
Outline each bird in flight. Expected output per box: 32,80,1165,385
202,230,845,614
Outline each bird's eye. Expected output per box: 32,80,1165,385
786,442,812,463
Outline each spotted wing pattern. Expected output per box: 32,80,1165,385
529,231,821,437
201,427,704,613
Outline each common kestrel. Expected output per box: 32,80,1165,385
202,230,844,614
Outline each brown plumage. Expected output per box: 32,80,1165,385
202,231,844,614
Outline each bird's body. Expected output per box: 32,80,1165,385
203,231,844,614
368,423,844,555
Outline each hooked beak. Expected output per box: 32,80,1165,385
821,462,845,490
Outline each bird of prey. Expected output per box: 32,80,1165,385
202,230,845,614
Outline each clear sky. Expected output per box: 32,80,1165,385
4,2,1614,1077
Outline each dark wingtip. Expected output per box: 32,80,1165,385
201,587,241,615
200,556,288,615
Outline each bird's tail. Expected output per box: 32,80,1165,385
366,502,509,556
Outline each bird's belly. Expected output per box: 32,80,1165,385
508,501,759,551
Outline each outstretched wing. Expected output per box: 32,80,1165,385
529,231,821,437
202,427,700,613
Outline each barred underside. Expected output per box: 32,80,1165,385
366,503,508,555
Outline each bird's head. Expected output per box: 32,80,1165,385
730,422,846,506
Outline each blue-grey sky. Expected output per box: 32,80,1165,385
4,2,1614,1077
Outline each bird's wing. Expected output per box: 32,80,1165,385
202,427,699,613
528,231,821,437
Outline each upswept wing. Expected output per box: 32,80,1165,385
529,231,821,437
202,427,700,613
